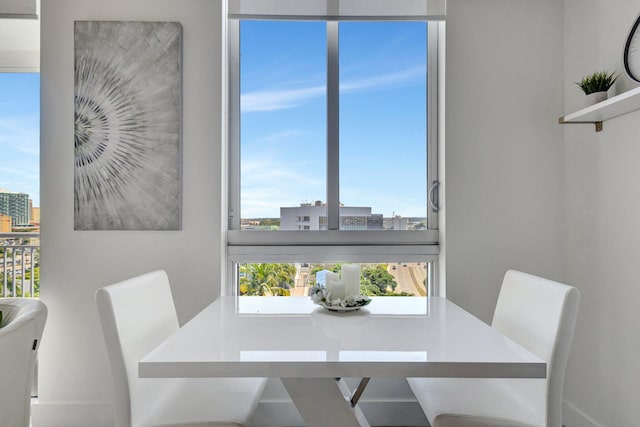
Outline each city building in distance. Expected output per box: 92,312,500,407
240,201,428,231
30,206,40,226
280,200,380,231
279,201,427,231
0,189,30,226
0,213,11,232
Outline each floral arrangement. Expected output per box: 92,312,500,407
310,285,371,310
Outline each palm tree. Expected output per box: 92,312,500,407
239,263,295,296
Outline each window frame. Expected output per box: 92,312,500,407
225,18,441,296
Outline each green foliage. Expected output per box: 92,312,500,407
360,283,413,297
310,264,342,275
2,277,12,295
310,266,323,275
309,264,411,296
1,267,39,298
243,262,415,298
239,263,295,296
575,71,618,95
359,283,381,296
24,266,40,297
361,265,397,294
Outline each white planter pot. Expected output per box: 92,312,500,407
585,91,607,107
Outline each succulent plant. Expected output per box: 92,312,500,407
575,71,618,95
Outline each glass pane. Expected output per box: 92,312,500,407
240,21,327,230
0,72,40,297
238,262,429,297
0,73,40,225
339,22,427,230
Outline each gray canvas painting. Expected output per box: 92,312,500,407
74,21,182,230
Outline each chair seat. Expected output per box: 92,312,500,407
139,377,265,427
407,377,545,427
0,298,41,325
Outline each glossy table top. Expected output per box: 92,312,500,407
139,296,546,379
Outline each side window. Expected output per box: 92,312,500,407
0,73,40,298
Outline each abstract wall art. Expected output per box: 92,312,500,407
74,21,182,230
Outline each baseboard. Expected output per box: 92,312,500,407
31,401,112,427
563,400,602,427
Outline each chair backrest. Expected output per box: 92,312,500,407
96,270,179,427
0,298,47,427
492,270,580,427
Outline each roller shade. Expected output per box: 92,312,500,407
0,0,37,19
228,0,446,21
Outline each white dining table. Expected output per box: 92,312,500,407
139,296,546,427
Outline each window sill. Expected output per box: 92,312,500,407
227,230,439,246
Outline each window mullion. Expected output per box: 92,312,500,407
427,22,439,230
326,21,340,230
228,19,241,231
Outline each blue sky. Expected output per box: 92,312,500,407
241,21,428,218
0,72,40,206
0,22,428,217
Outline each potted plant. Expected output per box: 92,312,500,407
575,71,618,106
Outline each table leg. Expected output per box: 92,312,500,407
281,378,371,427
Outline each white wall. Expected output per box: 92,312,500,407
563,1,640,425
35,0,224,425
444,0,565,323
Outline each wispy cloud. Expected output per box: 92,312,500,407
259,130,308,144
340,66,425,92
242,86,325,113
0,165,38,178
0,117,39,156
241,157,324,217
242,157,322,186
241,66,425,113
0,162,40,205
0,115,40,204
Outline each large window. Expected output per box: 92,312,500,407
226,11,442,297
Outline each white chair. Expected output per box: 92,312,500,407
0,298,48,427
96,270,266,427
408,270,580,427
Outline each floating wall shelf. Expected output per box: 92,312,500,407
559,86,640,132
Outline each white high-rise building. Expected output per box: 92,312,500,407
280,201,376,231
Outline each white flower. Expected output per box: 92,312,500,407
344,294,357,305
310,287,327,304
